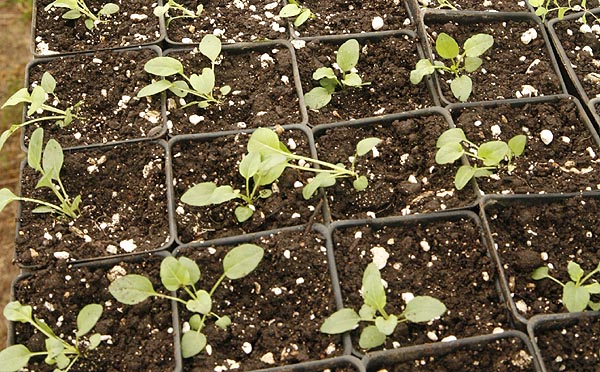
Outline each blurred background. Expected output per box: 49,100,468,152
0,0,32,346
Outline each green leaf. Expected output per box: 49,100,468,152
42,139,64,181
258,189,272,199
0,344,33,372
313,67,337,81
223,244,264,279
589,301,600,311
436,33,459,59
279,4,301,17
247,128,284,155
33,318,57,338
529,0,544,6
76,304,102,337
358,304,376,320
531,266,550,280
84,19,95,30
55,352,70,368
435,142,464,164
451,75,472,102
464,34,494,58
88,333,102,350
3,301,32,323
404,296,446,323
319,308,360,334
35,171,54,190
186,290,212,314
508,135,527,157
454,165,476,190
219,85,231,96
563,281,590,312
410,59,435,85
28,128,44,172
294,8,312,27
375,315,398,336
336,39,360,72
181,331,207,358
144,57,184,76
304,87,332,110
32,206,56,214
320,78,338,92
234,206,254,222
478,141,510,166
464,56,482,73
215,315,231,330
108,274,156,305
28,86,46,116
181,182,240,207
161,256,191,291
189,68,215,95
45,337,64,359
189,314,202,331
153,5,169,16
41,72,57,94
353,176,368,191
567,261,584,283
362,262,386,312
557,7,568,19
179,257,201,285
2,88,31,108
99,3,119,16
356,137,382,157
359,325,387,349
535,6,548,17
0,188,17,214
199,34,222,63
436,128,466,148
62,9,82,19
584,282,600,294
303,172,336,200
169,80,189,97
239,151,261,180
342,73,363,87
137,80,173,97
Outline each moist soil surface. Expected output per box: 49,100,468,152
424,16,564,103
450,97,600,194
166,43,302,136
26,47,164,149
418,0,529,12
34,0,163,55
12,256,176,372
332,215,509,351
15,141,171,268
296,35,434,126
177,228,343,371
483,195,600,319
314,111,477,221
533,315,600,372
172,128,322,243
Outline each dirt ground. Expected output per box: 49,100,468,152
0,0,31,346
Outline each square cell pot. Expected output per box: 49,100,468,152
313,108,478,222
32,0,166,57
22,46,167,151
418,10,566,105
14,140,175,269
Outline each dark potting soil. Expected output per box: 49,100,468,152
534,315,600,372
172,128,323,243
372,336,536,371
166,44,302,136
296,35,434,126
418,0,529,12
25,48,164,149
12,257,176,372
425,17,564,103
332,216,510,351
166,0,288,44
314,113,477,221
451,98,600,194
177,229,344,371
484,196,600,318
15,142,171,268
34,0,163,55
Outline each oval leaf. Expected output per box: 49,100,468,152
404,296,447,323
436,33,459,59
375,314,398,336
181,182,239,207
313,67,336,81
451,75,472,102
179,256,201,285
108,274,156,305
186,291,212,314
531,266,550,280
0,344,32,372
76,304,103,337
567,261,584,282
144,57,183,76
41,72,57,94
478,141,510,166
435,142,464,164
3,301,32,323
234,205,254,222
508,135,527,157
359,325,387,349
0,188,18,213
464,34,494,58
320,308,360,334
137,79,173,97
199,34,221,63
336,39,360,72
362,262,386,312
353,175,368,191
304,87,332,110
562,281,590,312
279,4,301,17
454,165,476,190
42,139,64,181
161,256,190,291
223,243,264,280
294,8,312,27
181,331,207,358
436,128,466,148
356,137,382,157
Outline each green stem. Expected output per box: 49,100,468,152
16,196,70,216
28,319,74,351
77,0,98,21
547,275,566,288
580,267,600,286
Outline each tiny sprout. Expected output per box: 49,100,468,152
109,244,264,358
180,127,381,222
45,0,119,30
529,0,600,24
0,71,83,153
411,32,494,102
154,0,203,26
304,39,370,110
0,128,82,219
138,34,231,109
320,262,446,349
532,261,600,312
279,0,315,27
0,301,103,372
435,127,526,190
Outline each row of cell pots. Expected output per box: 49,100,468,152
9,202,600,371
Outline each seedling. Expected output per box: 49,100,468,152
138,34,231,109
180,127,381,222
435,127,526,190
529,0,600,24
44,0,119,30
0,71,83,153
154,0,203,26
411,32,494,102
304,39,370,110
0,301,103,372
0,128,81,219
532,261,600,312
109,244,264,358
279,0,315,27
320,262,446,349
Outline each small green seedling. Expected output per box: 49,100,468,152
411,33,494,102
435,127,526,190
529,0,599,24
532,261,600,312
180,127,381,222
304,39,370,110
45,0,119,30
320,262,446,349
138,34,231,109
0,128,81,219
109,244,264,358
154,0,203,26
0,301,103,372
1,71,82,153
279,0,315,27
